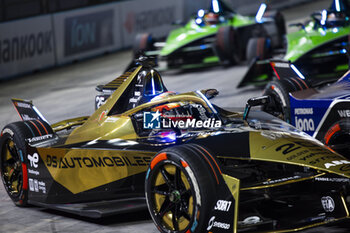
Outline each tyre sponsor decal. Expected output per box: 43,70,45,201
184,165,201,206
2,128,14,136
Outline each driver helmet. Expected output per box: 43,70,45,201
205,12,220,25
150,91,177,102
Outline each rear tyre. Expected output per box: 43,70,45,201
145,145,217,233
133,33,154,57
263,11,286,48
324,120,350,156
0,121,52,206
246,37,272,64
215,26,240,65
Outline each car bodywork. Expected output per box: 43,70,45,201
2,64,350,232
238,0,350,88
261,60,350,156
139,0,283,70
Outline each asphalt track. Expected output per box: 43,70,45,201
2,0,350,232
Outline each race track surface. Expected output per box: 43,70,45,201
1,0,350,232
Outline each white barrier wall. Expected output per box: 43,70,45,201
0,15,55,78
120,0,184,47
53,3,123,65
0,0,314,79
0,0,185,78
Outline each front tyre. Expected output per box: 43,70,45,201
215,26,240,65
145,145,217,233
262,80,292,123
324,120,350,156
263,11,286,48
133,33,154,57
246,37,272,64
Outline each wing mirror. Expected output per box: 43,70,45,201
243,96,271,121
311,11,322,24
204,89,219,100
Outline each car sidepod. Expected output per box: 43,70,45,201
191,130,350,232
25,144,155,207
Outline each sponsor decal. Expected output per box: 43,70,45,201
38,180,46,194
214,200,232,212
124,7,175,34
294,108,313,115
29,178,34,191
260,131,282,140
95,95,107,109
15,102,31,109
207,216,230,231
22,114,36,121
262,175,301,185
46,155,151,168
0,31,53,64
28,178,46,193
338,110,350,118
28,153,39,168
64,10,114,56
28,169,40,176
315,177,349,182
340,164,350,171
321,196,335,212
34,179,39,192
27,134,53,143
286,149,309,161
2,128,14,136
295,117,315,131
143,111,221,129
105,117,119,123
273,62,290,68
324,160,350,169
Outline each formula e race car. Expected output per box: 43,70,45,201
238,0,350,88
2,58,350,233
261,60,350,157
131,0,285,70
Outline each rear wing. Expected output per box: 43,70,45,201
237,59,308,88
237,59,273,88
11,98,49,123
269,60,306,80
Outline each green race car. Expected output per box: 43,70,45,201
238,0,350,88
131,0,285,70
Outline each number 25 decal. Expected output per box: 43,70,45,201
276,143,301,155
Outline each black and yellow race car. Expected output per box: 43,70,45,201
2,59,350,232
